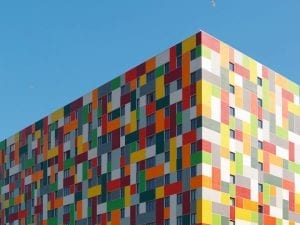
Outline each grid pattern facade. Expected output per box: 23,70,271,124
0,31,300,225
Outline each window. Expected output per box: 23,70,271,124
147,70,155,83
146,200,155,212
258,140,263,149
165,151,170,162
258,162,263,171
230,174,235,184
147,113,155,126
177,193,182,204
136,99,140,109
258,183,263,192
146,157,155,168
165,129,170,140
121,106,125,116
191,142,197,154
164,219,170,225
147,92,154,103
191,189,196,201
177,79,182,90
230,152,235,161
121,85,126,95
64,150,71,160
191,213,196,224
229,220,235,225
191,166,197,177
258,119,263,128
108,152,112,161
107,132,112,143
121,126,125,136
146,135,155,147
64,133,70,142
121,208,125,218
108,92,112,102
164,62,170,74
165,84,170,96
230,107,235,116
177,147,182,159
190,48,196,60
164,174,170,185
258,205,263,213
108,112,113,121
177,170,182,181
176,55,182,67
165,106,170,117
176,216,183,225
177,101,182,112
229,84,235,94
137,119,140,130
229,62,234,71
190,95,196,106
230,129,235,138
257,77,262,86
164,196,170,207
258,98,263,107
64,169,70,178
177,124,182,135
191,118,197,130
146,179,155,190
64,115,70,124
64,205,70,214
88,103,92,113
230,197,235,206
98,117,102,127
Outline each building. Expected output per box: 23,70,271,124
0,31,300,225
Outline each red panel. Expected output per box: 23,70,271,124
182,86,190,110
139,127,146,149
112,129,120,150
263,141,276,154
146,124,155,137
196,32,202,46
169,46,177,71
146,101,156,115
282,89,294,102
58,144,64,171
121,175,130,187
164,181,182,196
107,179,121,191
201,32,220,52
235,130,243,141
201,140,211,152
130,205,136,225
183,130,196,145
75,152,88,164
212,167,220,191
262,66,269,78
221,101,229,124
289,142,295,161
236,186,250,199
136,63,146,77
70,97,83,112
121,93,131,105
125,67,137,83
182,191,190,214
164,67,182,84
234,63,250,80
289,192,295,211
156,198,164,225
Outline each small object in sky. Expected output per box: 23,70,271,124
211,0,216,7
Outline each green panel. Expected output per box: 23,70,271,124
92,129,97,148
23,158,34,169
289,162,300,174
236,153,243,175
183,214,190,225
155,65,165,78
70,204,75,225
97,107,102,117
191,152,202,166
47,217,57,225
262,79,269,109
130,142,138,153
64,158,74,170
176,112,182,124
111,76,121,90
288,81,299,95
82,161,88,181
202,46,211,58
212,85,221,98
263,183,270,204
139,171,146,192
276,126,288,139
250,115,258,136
213,214,221,224
195,46,201,58
156,132,164,154
82,105,89,124
156,96,169,110
49,182,58,192
251,211,258,223
139,189,155,202
107,198,124,211
176,158,182,170
202,151,211,164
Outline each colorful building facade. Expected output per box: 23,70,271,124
0,31,300,225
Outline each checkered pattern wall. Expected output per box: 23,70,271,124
0,31,299,225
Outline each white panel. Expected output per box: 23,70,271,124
220,158,230,182
130,163,136,184
276,146,289,160
9,164,20,176
88,148,97,160
190,57,201,73
250,179,258,201
235,108,250,123
202,188,221,203
203,127,220,145
139,202,146,214
97,203,107,214
112,89,121,110
112,168,120,180
43,194,47,220
234,49,243,65
1,184,9,194
270,206,282,219
234,73,243,87
146,145,156,158
202,164,212,177
202,57,212,73
83,92,92,106
211,96,220,122
25,175,32,186
64,193,74,205
101,154,107,174
170,89,182,105
58,171,64,189
295,174,300,193
275,105,282,126
269,164,283,178
211,52,221,76
243,155,251,167
170,195,177,225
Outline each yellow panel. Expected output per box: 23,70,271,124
220,42,229,68
201,200,212,224
196,80,202,105
77,136,83,154
289,102,300,116
35,130,41,140
243,199,257,211
156,186,164,199
243,122,251,135
221,192,229,205
87,185,101,198
236,207,251,221
230,161,236,174
47,147,58,160
170,137,176,173
202,80,212,106
140,74,146,86
182,35,196,54
4,199,9,209
107,102,112,113
221,124,229,148
51,108,64,123
130,149,145,163
249,58,257,84
243,134,251,155
125,186,131,207
156,76,164,99
130,111,137,131
229,71,235,84
258,150,263,162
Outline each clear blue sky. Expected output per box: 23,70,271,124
0,1,299,141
